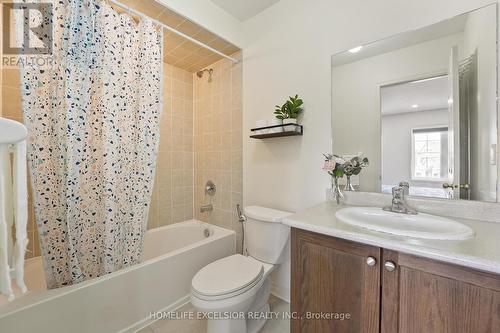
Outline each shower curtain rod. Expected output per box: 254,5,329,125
107,0,239,63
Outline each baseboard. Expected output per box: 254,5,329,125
271,282,290,303
119,295,191,333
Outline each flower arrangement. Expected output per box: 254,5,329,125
342,155,369,191
323,153,369,203
322,154,346,178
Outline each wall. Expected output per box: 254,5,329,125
193,53,244,253
240,0,495,302
462,6,497,201
241,0,492,212
332,33,464,192
382,109,449,187
148,64,195,229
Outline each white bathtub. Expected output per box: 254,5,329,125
0,220,235,332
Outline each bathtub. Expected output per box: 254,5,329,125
0,220,235,333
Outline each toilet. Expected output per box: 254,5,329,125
190,206,291,333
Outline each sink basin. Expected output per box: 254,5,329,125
335,207,474,240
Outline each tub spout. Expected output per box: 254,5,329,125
200,204,213,213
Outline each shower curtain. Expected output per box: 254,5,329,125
20,1,162,288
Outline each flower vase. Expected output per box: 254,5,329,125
344,175,356,191
331,177,344,205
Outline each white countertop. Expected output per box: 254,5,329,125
283,201,500,275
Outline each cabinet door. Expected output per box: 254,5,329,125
381,250,500,333
291,228,381,333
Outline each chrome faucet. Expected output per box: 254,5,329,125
383,182,417,215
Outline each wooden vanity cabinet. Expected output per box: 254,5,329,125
291,228,381,333
381,250,500,333
291,228,500,333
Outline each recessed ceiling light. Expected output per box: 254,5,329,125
447,98,453,105
412,104,419,109
348,46,363,54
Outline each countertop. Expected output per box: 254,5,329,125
283,201,500,275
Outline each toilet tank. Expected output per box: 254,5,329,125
244,206,292,264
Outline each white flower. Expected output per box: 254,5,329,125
334,157,345,164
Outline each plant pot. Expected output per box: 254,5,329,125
283,118,298,132
269,119,283,133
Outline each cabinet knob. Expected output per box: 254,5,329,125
384,261,397,272
366,256,377,267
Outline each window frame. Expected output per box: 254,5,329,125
410,125,449,182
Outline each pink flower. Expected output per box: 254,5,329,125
322,160,336,172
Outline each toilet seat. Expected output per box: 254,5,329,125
192,254,264,301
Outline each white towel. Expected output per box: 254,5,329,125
0,118,29,301
12,141,28,294
0,141,29,301
0,144,14,301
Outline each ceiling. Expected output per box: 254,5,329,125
332,13,468,67
210,0,280,21
114,0,240,72
381,75,449,115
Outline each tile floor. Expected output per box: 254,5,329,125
137,295,290,333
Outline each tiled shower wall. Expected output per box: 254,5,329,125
148,64,194,228
193,53,243,253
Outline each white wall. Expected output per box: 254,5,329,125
241,0,492,211
240,0,496,302
332,33,464,192
462,6,497,201
382,109,449,187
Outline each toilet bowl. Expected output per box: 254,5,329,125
190,206,291,333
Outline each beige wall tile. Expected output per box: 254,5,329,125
2,68,20,88
158,204,172,226
33,227,42,257
148,207,159,230
231,171,243,193
172,205,185,223
193,57,243,252
150,64,194,231
2,86,22,118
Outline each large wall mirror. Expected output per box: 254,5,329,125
331,4,498,202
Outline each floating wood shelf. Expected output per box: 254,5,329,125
250,123,303,139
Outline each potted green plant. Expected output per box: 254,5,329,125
274,94,304,131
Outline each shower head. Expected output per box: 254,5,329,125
196,68,213,82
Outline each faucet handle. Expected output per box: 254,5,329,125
398,181,409,189
392,186,404,200
398,181,410,196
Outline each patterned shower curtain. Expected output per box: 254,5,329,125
20,1,162,289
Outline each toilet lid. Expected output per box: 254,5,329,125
192,254,264,298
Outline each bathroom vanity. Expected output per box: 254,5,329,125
298,3,500,331
285,201,500,333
